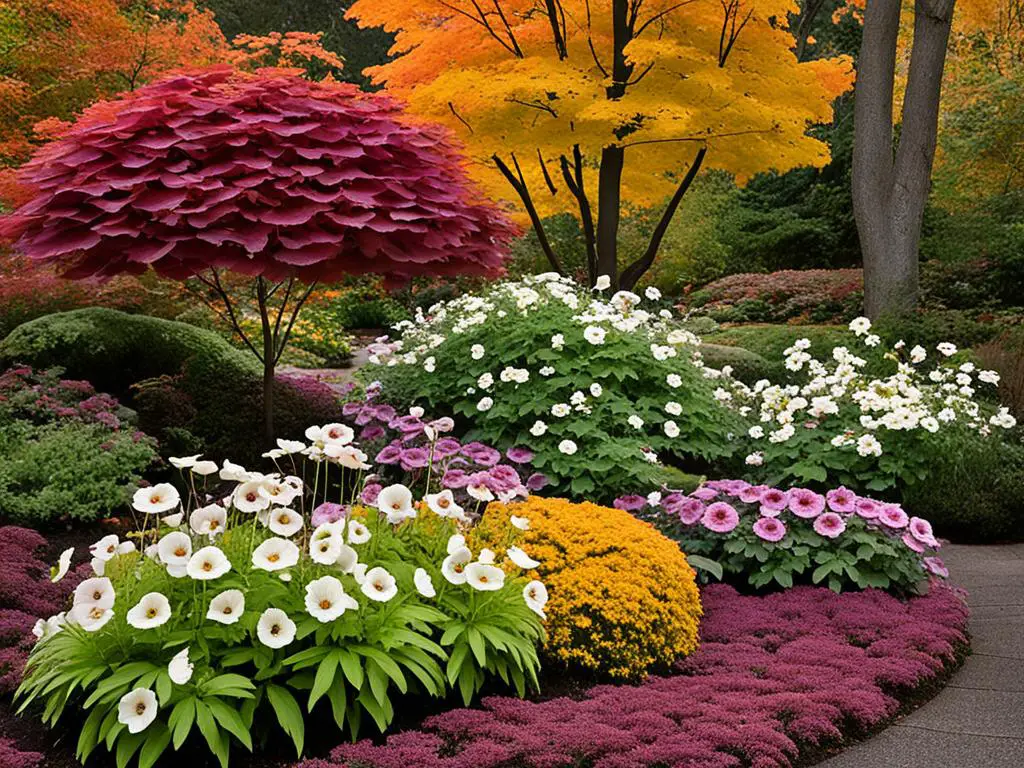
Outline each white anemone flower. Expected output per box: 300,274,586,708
352,563,369,585
335,544,358,574
207,589,245,624
74,577,115,609
304,576,359,622
191,460,218,476
509,516,530,531
446,534,466,555
157,532,192,567
277,438,306,454
257,608,296,649
360,567,398,602
466,481,494,502
51,547,74,583
347,520,371,545
127,592,172,630
186,546,231,580
168,648,193,685
309,535,343,565
252,538,300,572
506,546,540,569
69,604,114,632
322,423,355,445
161,512,184,528
442,547,472,584
558,439,578,456
465,562,505,591
478,548,496,564
32,613,66,642
132,483,180,514
523,580,549,618
219,460,253,483
414,568,436,598
118,688,158,734
269,507,304,537
376,484,416,524
190,504,227,536
169,454,201,470
259,478,300,506
90,534,120,562
425,490,465,519
324,444,372,469
594,274,611,290
234,481,271,513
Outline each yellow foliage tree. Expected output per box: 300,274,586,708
348,0,854,288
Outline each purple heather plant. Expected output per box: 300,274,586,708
295,583,968,768
340,392,544,512
635,480,946,593
0,738,44,768
0,527,85,695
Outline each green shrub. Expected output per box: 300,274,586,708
0,366,158,525
702,324,852,380
903,432,1024,543
364,276,742,503
0,309,342,463
0,422,157,525
698,344,773,385
872,309,1005,351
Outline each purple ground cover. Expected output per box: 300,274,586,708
298,583,968,768
0,527,84,695
0,737,43,768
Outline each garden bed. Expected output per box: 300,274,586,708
0,525,968,768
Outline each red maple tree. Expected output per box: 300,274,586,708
1,67,517,438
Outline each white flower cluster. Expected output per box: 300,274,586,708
727,317,1015,464
365,275,713,468
35,425,548,738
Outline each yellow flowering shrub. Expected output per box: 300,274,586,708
475,497,702,682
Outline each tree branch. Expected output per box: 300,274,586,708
195,269,264,362
559,145,599,281
619,146,707,289
274,281,318,366
492,152,566,274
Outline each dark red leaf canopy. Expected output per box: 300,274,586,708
0,67,517,281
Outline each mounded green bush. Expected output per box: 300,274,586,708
903,432,1024,543
698,344,772,384
0,309,342,463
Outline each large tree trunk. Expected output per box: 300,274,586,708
853,0,955,320
596,145,624,287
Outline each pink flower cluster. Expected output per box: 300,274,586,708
661,480,943,566
295,583,968,768
0,527,85,694
0,366,127,432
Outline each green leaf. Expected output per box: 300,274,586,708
204,697,254,751
326,677,347,731
168,697,196,750
685,554,724,581
195,701,228,768
309,651,340,712
138,723,172,768
200,673,256,698
337,649,364,690
115,729,146,768
466,628,487,667
267,684,305,757
76,705,107,762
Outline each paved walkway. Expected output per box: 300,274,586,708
819,543,1024,768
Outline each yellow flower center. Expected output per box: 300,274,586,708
319,599,332,610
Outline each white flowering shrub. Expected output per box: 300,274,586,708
17,427,545,767
364,275,742,502
729,317,1017,493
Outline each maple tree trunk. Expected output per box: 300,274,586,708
256,277,276,445
853,0,955,320
596,146,625,287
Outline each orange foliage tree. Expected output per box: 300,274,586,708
348,0,854,289
0,1,347,171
